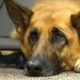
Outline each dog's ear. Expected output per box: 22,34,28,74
5,0,33,35
71,12,80,36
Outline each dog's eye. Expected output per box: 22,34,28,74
51,28,67,44
29,29,39,45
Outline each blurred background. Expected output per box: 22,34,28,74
0,0,35,36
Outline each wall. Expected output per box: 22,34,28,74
0,0,35,36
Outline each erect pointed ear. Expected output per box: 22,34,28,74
5,0,33,35
71,12,80,36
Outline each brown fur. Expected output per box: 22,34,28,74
4,0,80,75
21,0,80,68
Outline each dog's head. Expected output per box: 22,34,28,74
5,0,80,76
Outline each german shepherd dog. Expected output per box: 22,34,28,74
4,0,80,76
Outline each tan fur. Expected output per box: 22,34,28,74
10,0,80,70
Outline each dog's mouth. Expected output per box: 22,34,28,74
24,63,61,77
24,68,59,77
24,58,61,77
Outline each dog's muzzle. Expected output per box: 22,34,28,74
25,57,61,76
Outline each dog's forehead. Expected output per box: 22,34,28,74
31,10,72,31
31,1,80,24
29,2,80,36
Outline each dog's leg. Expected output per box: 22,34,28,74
74,59,80,72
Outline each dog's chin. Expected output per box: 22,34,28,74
24,70,56,77
24,67,60,77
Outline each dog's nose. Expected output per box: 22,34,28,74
26,60,42,75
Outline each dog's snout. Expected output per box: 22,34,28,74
26,60,42,75
25,58,61,76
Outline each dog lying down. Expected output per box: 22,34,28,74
1,0,80,76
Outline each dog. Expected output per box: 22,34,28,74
4,0,80,76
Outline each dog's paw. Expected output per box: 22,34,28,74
74,59,80,72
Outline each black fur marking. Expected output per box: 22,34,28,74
0,51,26,69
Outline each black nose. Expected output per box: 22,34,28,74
26,60,42,75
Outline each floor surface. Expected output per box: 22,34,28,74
0,67,80,80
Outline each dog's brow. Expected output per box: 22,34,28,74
31,28,38,32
